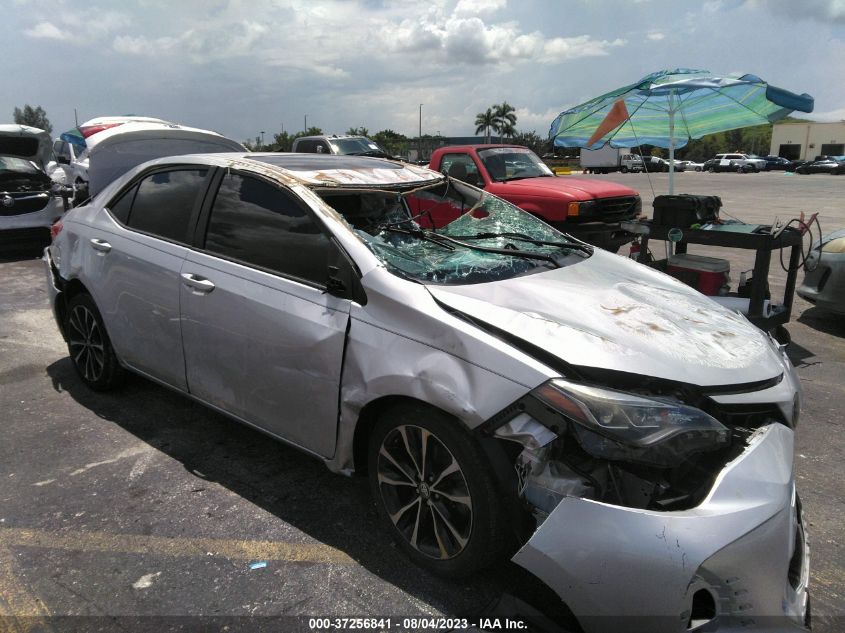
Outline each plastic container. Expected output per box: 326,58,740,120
667,253,730,296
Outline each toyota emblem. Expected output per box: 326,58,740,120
1,195,14,208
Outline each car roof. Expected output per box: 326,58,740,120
143,152,443,187
437,144,529,152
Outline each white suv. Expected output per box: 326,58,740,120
714,153,767,172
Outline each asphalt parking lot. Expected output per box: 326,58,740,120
1,171,843,632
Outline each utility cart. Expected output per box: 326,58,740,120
621,219,804,335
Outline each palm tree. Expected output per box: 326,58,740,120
493,102,517,141
475,108,496,144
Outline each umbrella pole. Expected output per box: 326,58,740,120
668,90,675,195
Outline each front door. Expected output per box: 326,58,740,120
180,171,349,457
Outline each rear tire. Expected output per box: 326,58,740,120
368,403,508,577
65,293,125,391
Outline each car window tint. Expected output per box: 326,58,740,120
127,169,207,243
108,184,138,225
205,173,331,285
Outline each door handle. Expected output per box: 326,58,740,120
90,238,112,253
181,273,215,294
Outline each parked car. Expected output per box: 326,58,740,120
794,157,845,175
46,152,809,633
763,155,795,171
709,153,766,172
703,156,756,173
678,160,703,171
641,156,685,172
429,145,641,251
798,228,845,313
292,134,392,158
0,124,67,244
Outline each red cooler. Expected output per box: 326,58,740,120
667,253,730,296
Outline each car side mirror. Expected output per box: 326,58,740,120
326,241,367,304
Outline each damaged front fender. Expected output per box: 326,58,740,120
511,423,808,633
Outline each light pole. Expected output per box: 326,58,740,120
304,115,307,132
419,103,423,161
260,131,265,147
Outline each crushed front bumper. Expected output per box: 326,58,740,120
512,423,809,633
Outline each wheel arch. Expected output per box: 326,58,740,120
55,277,91,340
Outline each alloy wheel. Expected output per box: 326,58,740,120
376,424,473,560
67,305,105,382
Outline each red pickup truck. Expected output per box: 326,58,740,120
427,145,641,250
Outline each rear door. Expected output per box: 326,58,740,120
85,166,211,389
180,170,350,457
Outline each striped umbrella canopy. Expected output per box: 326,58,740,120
548,69,814,192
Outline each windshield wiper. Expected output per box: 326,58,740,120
448,232,593,254
380,226,455,250
500,175,539,182
432,233,562,268
348,150,392,158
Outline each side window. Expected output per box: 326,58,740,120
296,140,316,153
205,173,332,285
316,141,331,154
107,184,138,225
127,169,207,243
439,153,481,185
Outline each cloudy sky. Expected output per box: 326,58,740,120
5,0,845,143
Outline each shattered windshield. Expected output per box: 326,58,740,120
478,147,554,182
316,179,590,285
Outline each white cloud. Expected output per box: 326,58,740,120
810,107,845,121
748,0,845,24
454,0,507,17
24,21,69,40
647,31,665,41
380,8,625,66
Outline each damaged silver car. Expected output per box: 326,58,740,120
1,124,67,243
44,153,809,633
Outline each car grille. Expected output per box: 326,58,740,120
0,191,50,216
593,196,640,222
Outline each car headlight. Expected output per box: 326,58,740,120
821,237,845,253
533,379,729,466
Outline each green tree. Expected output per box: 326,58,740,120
346,126,370,137
372,129,409,157
475,108,496,144
510,130,545,155
493,102,517,141
13,104,52,134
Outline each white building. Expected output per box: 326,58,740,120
769,121,845,160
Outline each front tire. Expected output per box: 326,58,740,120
368,403,508,577
65,293,125,391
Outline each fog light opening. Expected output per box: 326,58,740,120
687,589,716,630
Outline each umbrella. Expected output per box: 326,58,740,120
59,127,87,152
549,68,814,193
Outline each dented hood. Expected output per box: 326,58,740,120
489,176,636,200
427,251,783,387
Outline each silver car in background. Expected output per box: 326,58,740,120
45,153,809,633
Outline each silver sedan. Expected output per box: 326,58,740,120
45,153,809,633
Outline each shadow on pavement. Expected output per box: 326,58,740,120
0,237,50,263
45,358,572,630
797,307,845,339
